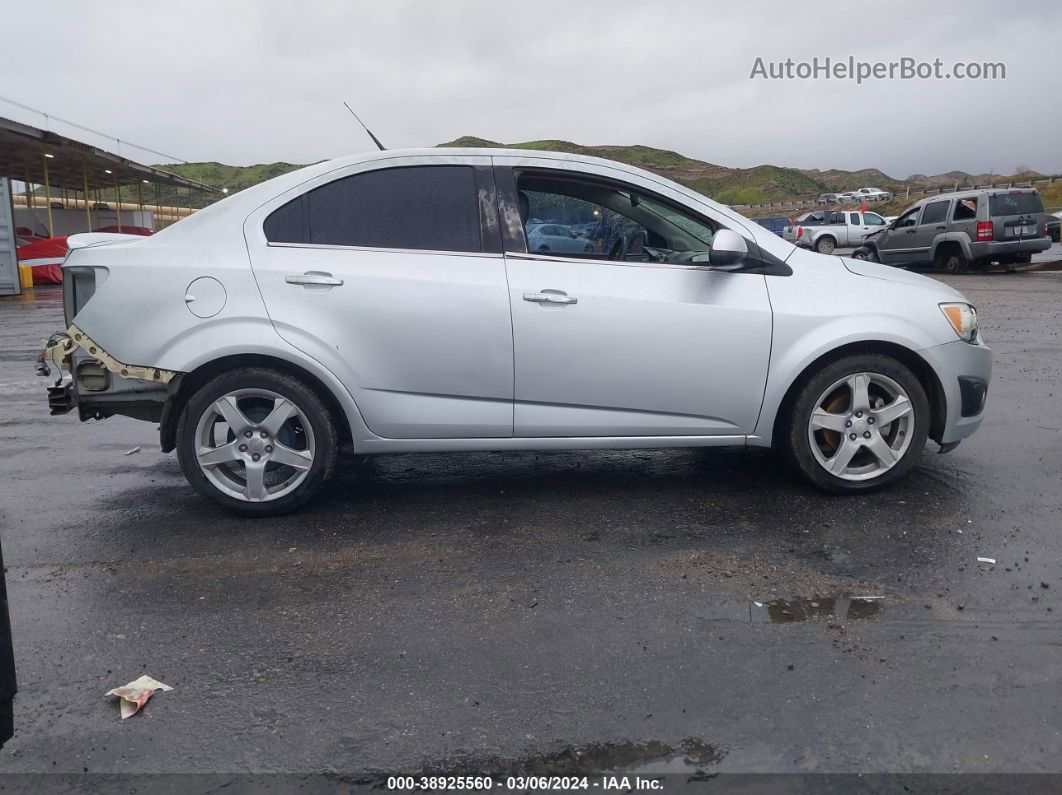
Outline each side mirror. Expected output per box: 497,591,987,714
708,229,749,269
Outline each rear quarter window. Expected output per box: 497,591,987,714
265,165,482,252
953,197,978,220
990,192,1044,216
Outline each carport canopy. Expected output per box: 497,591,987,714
0,115,221,195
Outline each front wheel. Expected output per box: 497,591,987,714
783,355,930,493
850,246,878,262
176,368,338,515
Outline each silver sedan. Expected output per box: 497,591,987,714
42,147,991,514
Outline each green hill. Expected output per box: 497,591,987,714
440,137,833,205
151,142,1042,210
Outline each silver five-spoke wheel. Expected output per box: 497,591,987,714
807,371,915,482
193,388,316,502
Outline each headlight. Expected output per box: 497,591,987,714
940,302,978,343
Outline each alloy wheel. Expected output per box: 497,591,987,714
193,388,316,502
807,372,915,482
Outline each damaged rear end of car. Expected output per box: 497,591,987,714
38,233,180,425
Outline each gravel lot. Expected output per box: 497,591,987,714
1,273,1060,778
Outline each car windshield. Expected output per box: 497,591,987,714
990,192,1044,216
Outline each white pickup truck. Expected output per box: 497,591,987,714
782,209,889,254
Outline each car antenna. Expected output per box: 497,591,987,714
343,101,386,151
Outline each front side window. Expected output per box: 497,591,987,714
920,201,949,225
896,208,921,228
864,213,886,225
516,172,717,264
264,165,482,253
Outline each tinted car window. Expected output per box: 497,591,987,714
849,213,860,225
831,212,846,225
921,201,949,225
953,197,978,220
265,165,482,252
990,192,1044,216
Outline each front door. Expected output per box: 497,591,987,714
497,163,772,438
245,158,514,439
879,206,924,265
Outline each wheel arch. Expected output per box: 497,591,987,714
768,340,947,446
930,234,971,261
160,353,355,452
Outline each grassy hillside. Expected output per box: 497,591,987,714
139,144,1055,213
441,136,832,204
157,161,305,193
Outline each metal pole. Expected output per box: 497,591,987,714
136,181,144,227
83,168,92,231
42,154,54,237
155,181,162,230
113,174,122,232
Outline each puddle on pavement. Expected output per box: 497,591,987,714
409,738,724,779
752,595,883,623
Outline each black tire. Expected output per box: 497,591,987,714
176,367,338,516
815,236,837,255
938,251,968,274
782,354,930,494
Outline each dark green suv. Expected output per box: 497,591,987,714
852,188,1051,273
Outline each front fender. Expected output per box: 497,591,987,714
752,314,947,443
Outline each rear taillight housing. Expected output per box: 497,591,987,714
796,226,803,239
976,221,994,241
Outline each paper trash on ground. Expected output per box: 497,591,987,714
105,675,173,719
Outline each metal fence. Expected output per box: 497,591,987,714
732,175,1062,214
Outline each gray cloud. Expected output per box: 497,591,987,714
2,0,1059,177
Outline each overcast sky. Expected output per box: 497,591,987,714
2,0,1060,178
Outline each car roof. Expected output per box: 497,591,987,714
907,186,1040,209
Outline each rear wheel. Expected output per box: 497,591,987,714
815,236,837,255
783,355,930,494
176,368,338,516
937,250,968,274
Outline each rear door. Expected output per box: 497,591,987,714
245,156,515,439
495,158,772,438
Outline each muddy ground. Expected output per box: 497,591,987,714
0,274,1059,778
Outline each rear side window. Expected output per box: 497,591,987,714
849,213,860,225
990,192,1044,216
264,165,482,252
920,201,949,225
953,197,978,220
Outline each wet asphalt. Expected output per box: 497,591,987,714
0,274,1060,776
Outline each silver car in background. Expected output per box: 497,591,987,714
527,223,594,254
41,148,991,514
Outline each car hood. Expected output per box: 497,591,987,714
841,258,964,298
